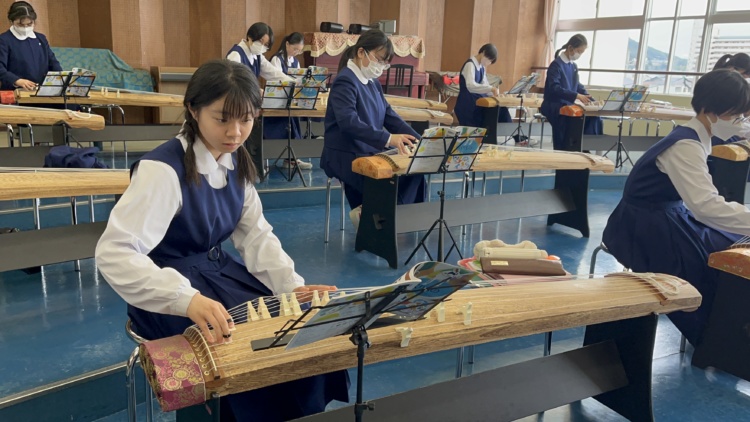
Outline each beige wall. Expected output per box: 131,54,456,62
8,0,546,91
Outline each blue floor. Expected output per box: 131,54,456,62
2,158,750,421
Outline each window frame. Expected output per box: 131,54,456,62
552,0,750,94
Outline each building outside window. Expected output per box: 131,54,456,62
554,0,750,95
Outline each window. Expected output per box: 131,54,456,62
553,0,750,95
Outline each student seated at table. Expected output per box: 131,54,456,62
321,29,426,228
265,31,314,169
540,34,603,150
0,1,61,91
454,44,529,144
602,69,750,346
227,23,312,170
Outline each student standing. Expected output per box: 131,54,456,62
96,60,349,421
321,29,425,225
0,1,61,91
602,69,750,346
540,34,602,150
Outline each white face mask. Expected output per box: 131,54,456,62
14,25,33,37
480,58,492,67
569,51,581,61
710,116,744,141
361,51,387,79
249,41,268,55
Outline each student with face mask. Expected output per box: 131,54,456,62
265,32,314,169
602,69,750,347
321,29,425,228
710,53,750,145
0,1,62,91
540,34,602,150
226,22,294,86
454,44,513,132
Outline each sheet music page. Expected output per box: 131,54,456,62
406,127,455,174
36,71,69,97
444,126,485,172
66,68,96,97
261,82,293,109
284,261,477,349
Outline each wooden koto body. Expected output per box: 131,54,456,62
708,247,750,280
139,273,700,412
476,95,544,108
15,89,184,108
0,170,130,201
690,246,750,382
384,94,447,111
708,142,750,204
352,148,614,179
0,104,105,129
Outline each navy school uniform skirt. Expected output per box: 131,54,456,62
320,147,426,209
129,248,350,421
602,200,742,345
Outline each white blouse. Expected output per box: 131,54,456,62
226,39,294,83
655,117,750,235
95,135,304,317
461,57,493,95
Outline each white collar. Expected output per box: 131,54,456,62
239,39,256,64
287,55,296,67
347,59,370,85
683,117,712,154
559,52,571,64
10,25,36,40
178,133,235,174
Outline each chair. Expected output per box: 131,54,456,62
125,319,154,422
530,113,548,149
383,64,415,97
324,178,347,243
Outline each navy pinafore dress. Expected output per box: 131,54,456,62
128,138,349,420
602,126,743,344
454,59,511,128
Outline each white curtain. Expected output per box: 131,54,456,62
543,0,560,66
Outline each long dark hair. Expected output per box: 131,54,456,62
8,1,36,22
181,60,260,186
555,34,587,58
275,32,304,63
692,69,750,116
337,29,394,72
713,53,750,74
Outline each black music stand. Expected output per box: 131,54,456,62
599,86,648,169
250,264,474,422
262,79,322,186
34,69,96,109
403,129,483,265
502,73,539,145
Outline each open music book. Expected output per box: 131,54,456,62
506,73,540,95
285,261,477,349
374,126,487,174
261,79,324,110
35,68,96,97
